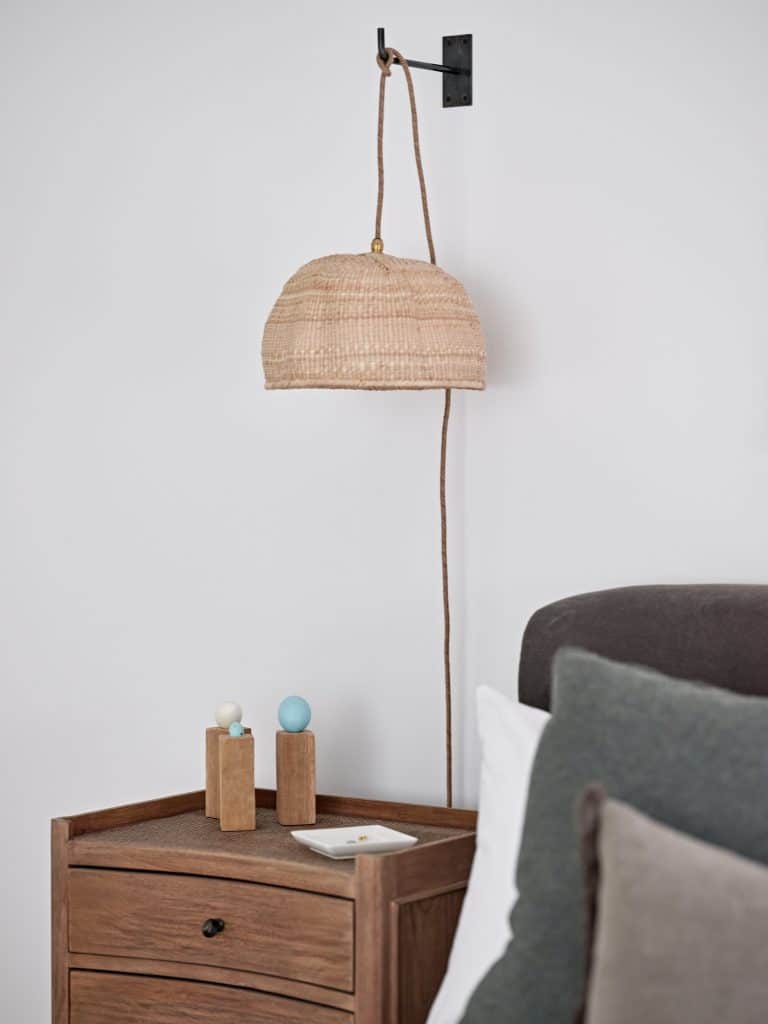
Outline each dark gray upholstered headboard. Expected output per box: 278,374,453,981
519,585,768,710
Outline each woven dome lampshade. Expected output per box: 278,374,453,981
261,44,485,808
263,253,485,390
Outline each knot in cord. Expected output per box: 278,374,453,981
376,47,395,76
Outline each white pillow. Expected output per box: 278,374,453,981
427,685,550,1024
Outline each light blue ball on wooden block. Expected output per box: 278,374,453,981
278,696,311,733
228,721,245,737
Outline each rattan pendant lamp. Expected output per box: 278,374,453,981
262,41,485,807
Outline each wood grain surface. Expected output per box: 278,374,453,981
70,972,352,1024
356,852,398,1024
354,833,477,1024
315,793,476,831
218,734,256,831
69,868,354,991
276,730,316,826
51,818,71,1024
64,787,476,836
67,791,206,838
390,833,477,899
392,886,466,1024
68,955,356,1012
67,806,470,898
205,727,226,818
55,790,477,1024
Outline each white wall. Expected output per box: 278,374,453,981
1,0,766,1016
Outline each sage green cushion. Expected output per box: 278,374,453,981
580,792,768,1024
461,647,768,1024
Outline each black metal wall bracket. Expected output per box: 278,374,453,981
377,28,473,108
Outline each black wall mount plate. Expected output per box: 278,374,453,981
376,28,474,108
443,35,472,108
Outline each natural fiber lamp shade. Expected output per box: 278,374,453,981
261,44,485,808
262,252,485,390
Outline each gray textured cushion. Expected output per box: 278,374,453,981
518,585,768,710
579,790,768,1024
462,647,768,1024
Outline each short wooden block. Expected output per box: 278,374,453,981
276,730,316,826
218,734,256,832
205,727,227,818
206,726,251,818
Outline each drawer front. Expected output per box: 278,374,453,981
70,971,352,1024
69,869,353,992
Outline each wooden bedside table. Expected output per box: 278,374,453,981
52,788,476,1024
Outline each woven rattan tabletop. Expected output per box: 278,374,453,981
67,805,471,897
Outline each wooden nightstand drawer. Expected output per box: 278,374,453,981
53,793,477,1024
70,971,353,1023
69,868,354,992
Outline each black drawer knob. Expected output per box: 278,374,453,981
202,917,225,938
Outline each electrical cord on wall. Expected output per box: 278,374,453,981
375,46,455,808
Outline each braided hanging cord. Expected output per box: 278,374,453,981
375,47,454,808
375,48,436,265
439,388,453,808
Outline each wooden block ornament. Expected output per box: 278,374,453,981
219,726,256,831
205,702,254,830
205,726,227,818
276,696,316,826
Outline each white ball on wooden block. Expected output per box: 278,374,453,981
215,701,243,729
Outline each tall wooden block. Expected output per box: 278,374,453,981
205,726,227,818
276,730,316,826
219,734,256,831
206,726,251,818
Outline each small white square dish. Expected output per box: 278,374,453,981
291,824,418,859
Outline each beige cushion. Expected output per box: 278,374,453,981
579,788,768,1024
